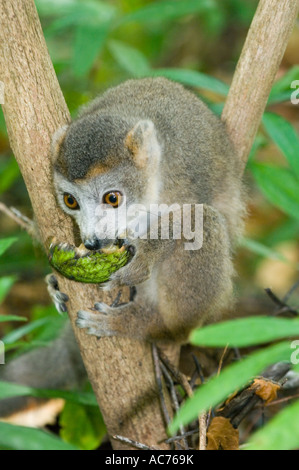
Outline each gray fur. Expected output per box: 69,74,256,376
0,78,245,415
53,77,245,342
55,78,243,236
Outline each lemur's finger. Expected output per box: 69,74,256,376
46,273,59,289
45,273,69,315
55,300,68,314
55,291,69,303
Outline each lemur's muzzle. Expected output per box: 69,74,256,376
83,237,117,251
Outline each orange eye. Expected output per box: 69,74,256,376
103,191,122,208
64,193,79,210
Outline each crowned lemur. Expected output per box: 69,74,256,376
0,78,245,415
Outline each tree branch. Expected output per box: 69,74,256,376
222,0,299,168
0,0,170,450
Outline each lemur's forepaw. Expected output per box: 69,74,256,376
99,278,123,292
99,262,150,291
76,303,118,337
46,274,69,315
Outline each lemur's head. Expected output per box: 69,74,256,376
51,114,161,250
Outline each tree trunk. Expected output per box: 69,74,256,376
222,0,299,167
0,0,170,450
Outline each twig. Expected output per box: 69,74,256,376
152,344,171,428
199,413,207,451
112,435,160,451
262,362,290,381
0,202,36,237
204,345,229,450
218,363,291,429
157,347,208,450
282,280,299,304
157,347,193,398
190,354,205,388
265,287,288,309
160,362,187,450
206,344,230,434
231,395,262,428
165,429,199,445
217,345,229,376
233,348,242,361
265,287,298,316
266,393,299,408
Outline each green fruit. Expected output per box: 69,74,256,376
48,241,130,284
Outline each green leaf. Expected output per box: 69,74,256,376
190,316,299,348
0,315,27,323
208,102,224,115
0,276,17,304
3,341,38,353
250,162,299,220
0,237,17,257
0,159,20,195
268,66,299,104
2,317,51,345
261,215,299,247
29,311,67,344
263,113,299,180
247,399,299,450
0,108,7,135
42,0,116,47
72,23,109,77
0,422,78,450
169,341,292,435
38,0,116,24
36,0,79,16
60,402,106,450
226,0,257,25
268,91,297,105
108,40,151,77
239,237,291,264
152,68,229,96
290,340,299,371
121,0,216,25
247,134,267,165
0,381,98,407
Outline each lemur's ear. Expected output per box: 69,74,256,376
125,120,161,169
51,125,69,164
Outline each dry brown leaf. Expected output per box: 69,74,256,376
0,399,65,427
250,378,280,405
206,416,239,450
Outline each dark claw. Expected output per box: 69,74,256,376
46,273,69,315
94,302,109,314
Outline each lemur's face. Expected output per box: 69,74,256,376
52,119,161,250
54,168,143,250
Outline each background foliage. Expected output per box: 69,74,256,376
0,0,298,450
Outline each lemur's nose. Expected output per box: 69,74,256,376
84,238,102,251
